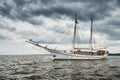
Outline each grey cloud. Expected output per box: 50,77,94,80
16,31,39,39
0,34,7,40
102,25,120,40
0,23,16,32
0,34,11,40
13,0,29,6
95,19,120,41
37,38,58,44
49,24,72,35
36,35,72,44
27,17,45,25
108,20,120,28
104,28,120,40
40,0,55,5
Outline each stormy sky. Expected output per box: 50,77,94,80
0,0,120,54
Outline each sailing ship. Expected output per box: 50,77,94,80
26,14,108,60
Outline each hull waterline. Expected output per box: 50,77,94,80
52,53,108,60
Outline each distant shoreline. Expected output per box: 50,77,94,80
0,53,120,56
108,53,120,56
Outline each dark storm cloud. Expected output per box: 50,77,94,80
116,0,120,6
92,18,120,41
29,0,114,21
0,3,11,16
102,28,120,40
102,20,120,40
0,0,116,23
0,0,120,43
14,0,29,6
108,20,120,28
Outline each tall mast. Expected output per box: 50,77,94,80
73,14,78,49
89,18,93,51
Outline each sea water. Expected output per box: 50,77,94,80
0,55,120,80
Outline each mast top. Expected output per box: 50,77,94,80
75,14,78,24
90,17,93,22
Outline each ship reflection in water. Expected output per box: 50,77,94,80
0,55,120,80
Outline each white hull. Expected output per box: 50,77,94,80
53,53,108,60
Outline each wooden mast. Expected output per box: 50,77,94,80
73,14,78,49
89,18,93,51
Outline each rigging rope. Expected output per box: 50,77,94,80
29,23,73,50
93,23,107,49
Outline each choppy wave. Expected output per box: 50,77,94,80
0,55,120,80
